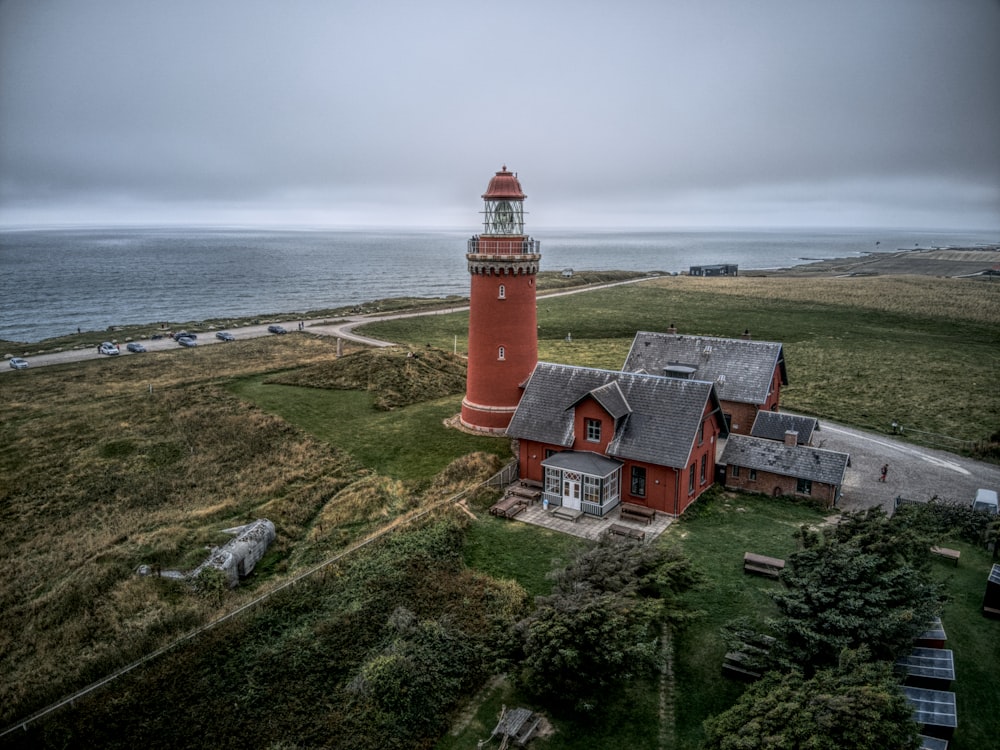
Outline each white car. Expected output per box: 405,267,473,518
99,342,120,355
8,357,29,370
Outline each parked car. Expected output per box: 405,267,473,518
126,342,147,353
99,342,120,355
172,331,197,341
973,488,999,515
267,325,288,335
176,336,198,347
8,357,29,370
215,331,235,341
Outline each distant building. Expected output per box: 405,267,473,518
689,263,738,277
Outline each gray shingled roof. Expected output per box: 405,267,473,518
622,331,787,405
750,411,817,444
507,362,726,469
720,435,849,486
542,450,623,476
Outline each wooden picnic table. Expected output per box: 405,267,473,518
490,495,528,518
743,551,785,578
620,502,655,525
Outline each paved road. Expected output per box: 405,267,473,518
804,417,1000,513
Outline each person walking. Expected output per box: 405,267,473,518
880,464,889,482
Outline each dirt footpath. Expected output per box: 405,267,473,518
804,417,1000,513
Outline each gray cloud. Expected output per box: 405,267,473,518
1,0,998,229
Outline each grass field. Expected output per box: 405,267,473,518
2,273,998,746
362,274,1000,447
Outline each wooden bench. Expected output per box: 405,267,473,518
930,546,960,566
722,651,763,681
490,496,528,519
620,502,656,525
607,523,646,542
506,485,542,503
743,552,785,578
551,506,584,522
519,478,543,490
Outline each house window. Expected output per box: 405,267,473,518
498,346,505,360
630,466,646,497
603,469,620,503
583,475,601,504
749,469,757,481
689,464,696,494
544,448,557,459
698,422,704,446
544,467,561,494
731,465,741,478
585,418,601,442
700,454,707,484
797,478,812,495
498,284,506,299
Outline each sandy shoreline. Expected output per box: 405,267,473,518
754,244,999,277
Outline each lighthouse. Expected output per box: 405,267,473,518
460,166,541,434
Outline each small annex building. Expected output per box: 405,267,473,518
622,330,787,435
720,435,849,508
506,362,728,517
750,411,818,445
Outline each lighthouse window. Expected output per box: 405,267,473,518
498,346,505,360
498,284,506,299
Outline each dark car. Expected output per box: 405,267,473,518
172,331,198,341
126,342,147,353
176,336,197,347
267,325,288,335
215,331,236,341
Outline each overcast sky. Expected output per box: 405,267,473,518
1,0,998,230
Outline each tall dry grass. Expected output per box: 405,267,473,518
0,335,498,726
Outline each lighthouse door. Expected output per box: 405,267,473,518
562,471,582,511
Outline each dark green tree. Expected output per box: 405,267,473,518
702,648,921,750
768,510,943,672
512,539,698,713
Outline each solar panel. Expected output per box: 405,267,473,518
917,617,946,643
989,563,1000,586
919,735,949,750
904,686,957,730
895,648,955,682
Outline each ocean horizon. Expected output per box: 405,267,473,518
1,225,996,343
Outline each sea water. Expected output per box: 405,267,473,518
0,226,995,343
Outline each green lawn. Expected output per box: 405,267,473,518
448,491,998,750
226,378,511,484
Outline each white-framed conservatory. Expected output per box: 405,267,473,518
541,451,623,518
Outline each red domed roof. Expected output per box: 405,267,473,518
482,166,526,200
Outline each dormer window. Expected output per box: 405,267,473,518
585,418,602,442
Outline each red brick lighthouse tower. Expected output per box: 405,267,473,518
461,166,541,434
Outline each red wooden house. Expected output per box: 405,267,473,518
506,363,729,517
